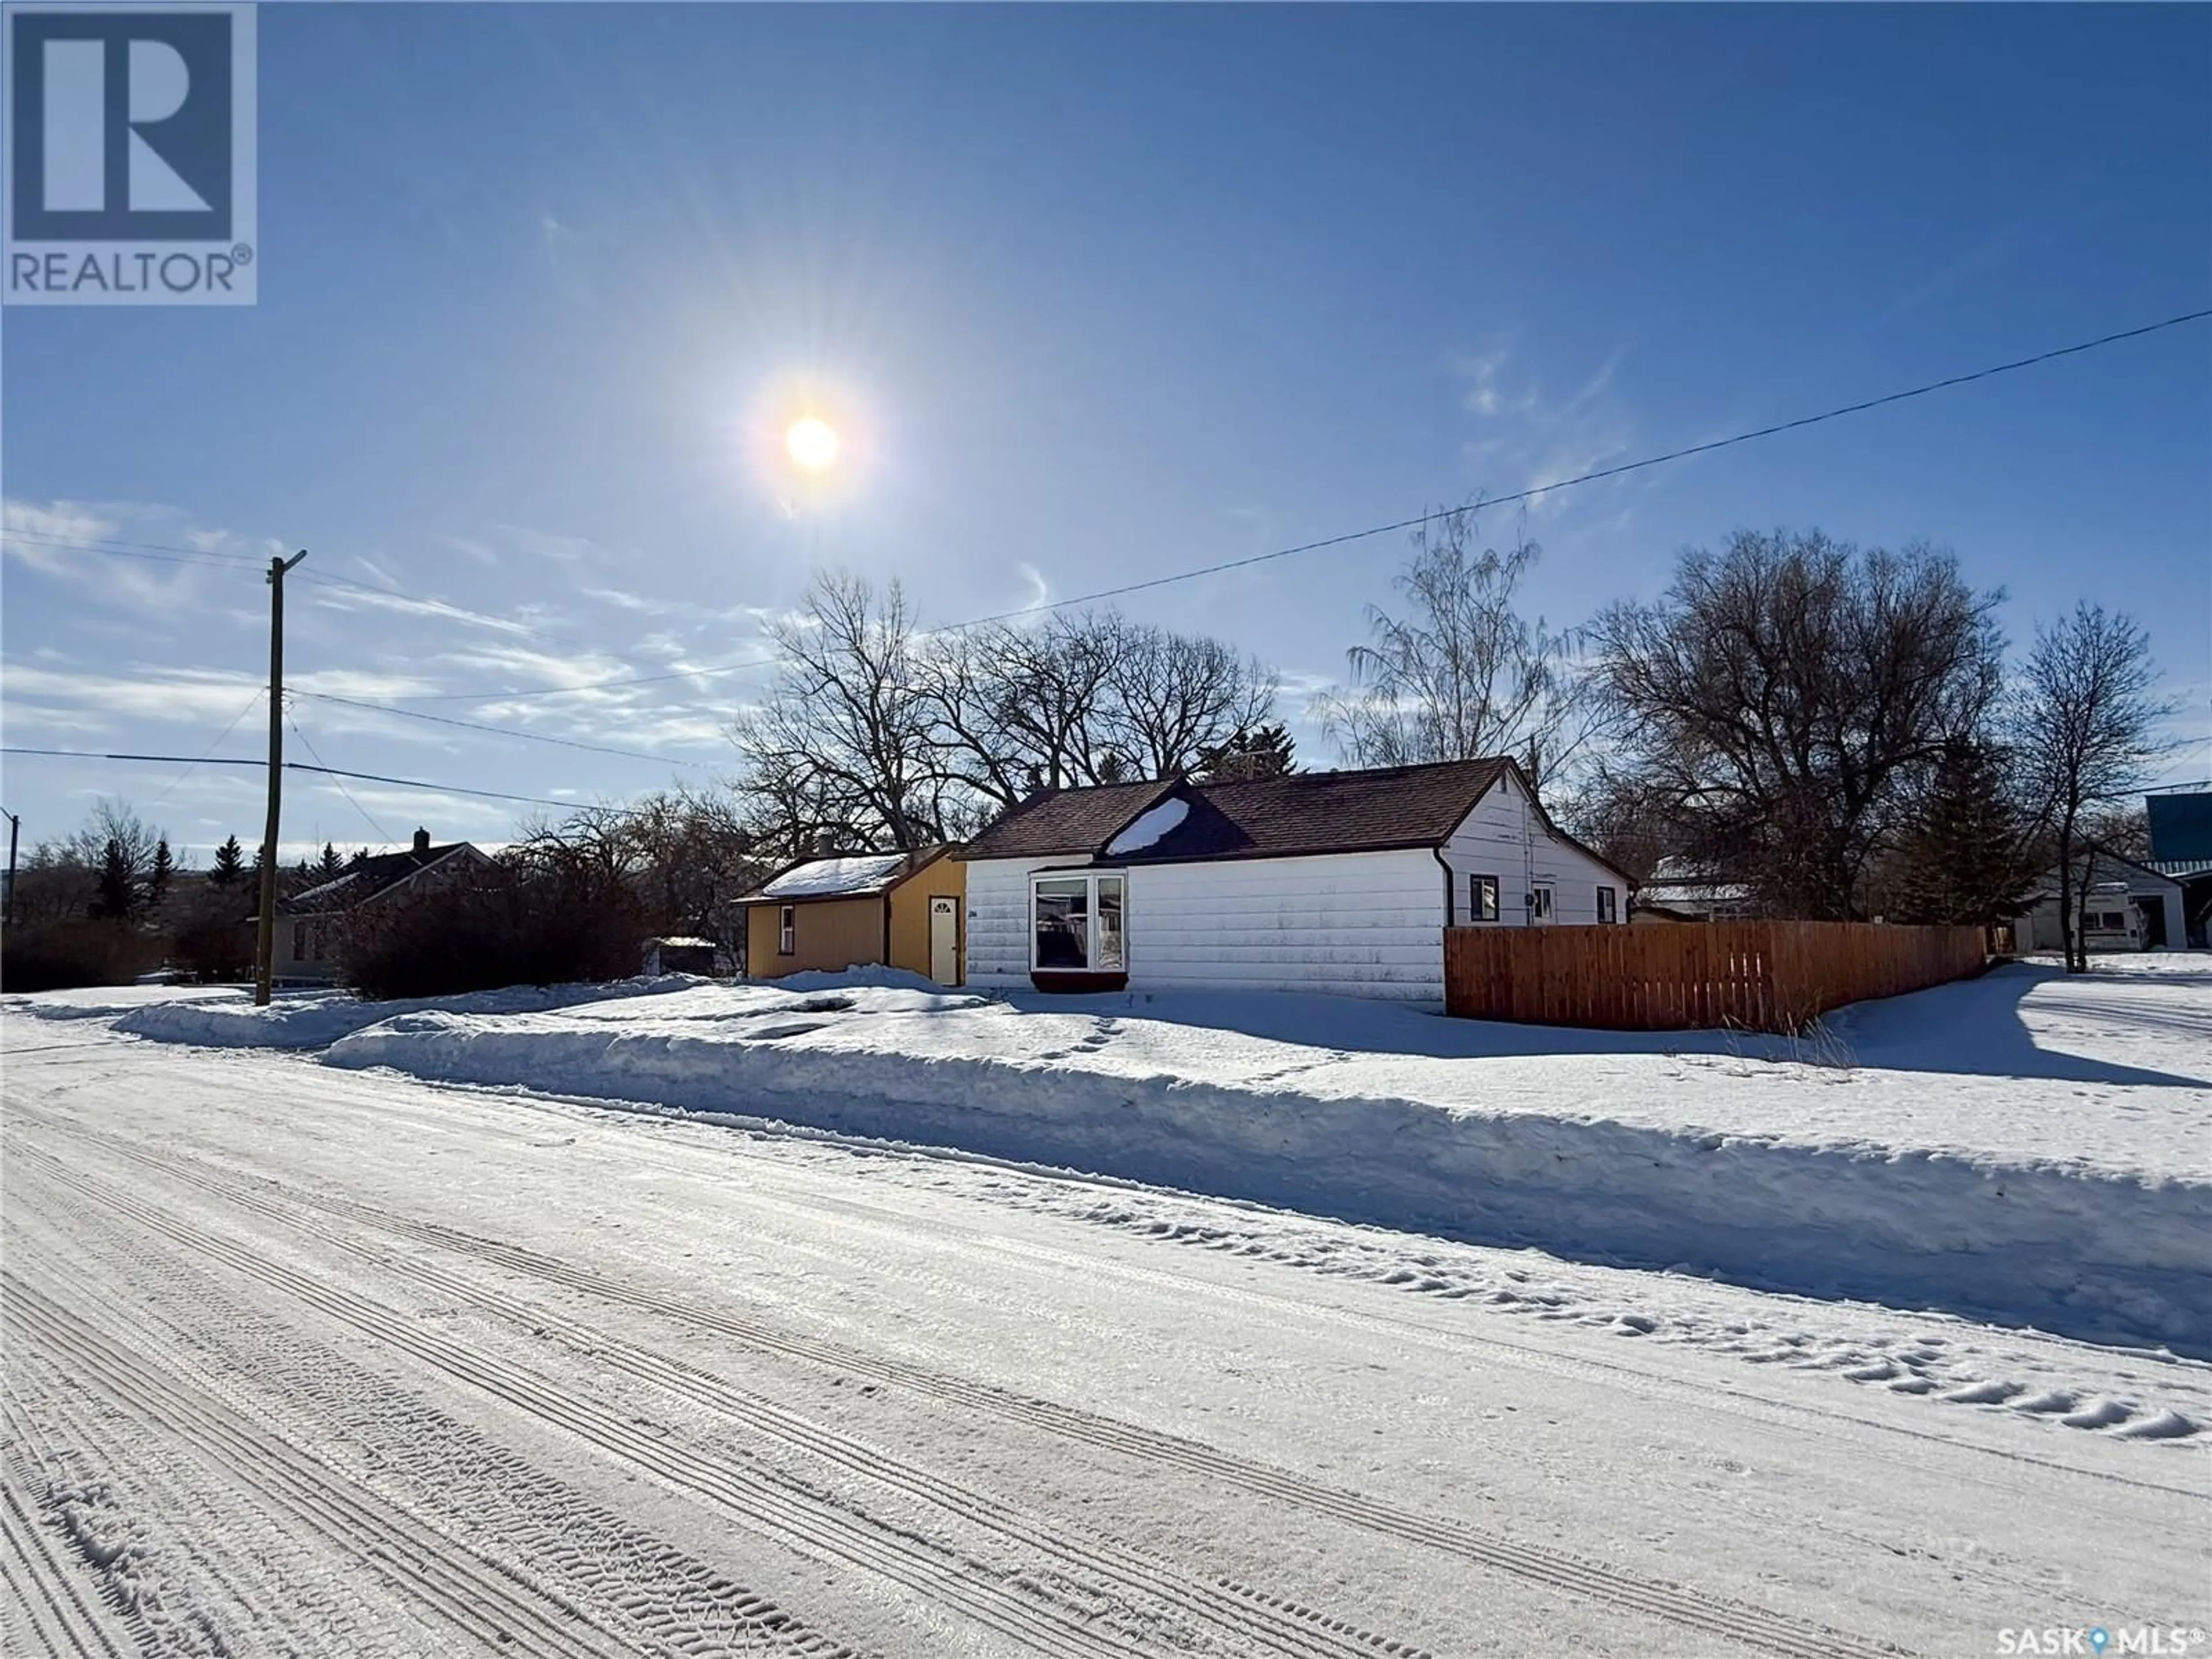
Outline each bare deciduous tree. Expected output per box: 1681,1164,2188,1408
732,572,945,850
1313,509,1589,789
1103,624,1276,783
1587,529,2006,919
916,614,1133,809
52,798,166,884
728,571,1278,844
2012,604,2175,971
520,786,770,956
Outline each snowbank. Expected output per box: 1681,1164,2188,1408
108,976,703,1051
3,984,249,1022
303,965,2212,1355
42,960,2209,1354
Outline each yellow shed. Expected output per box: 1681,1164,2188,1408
738,846,967,984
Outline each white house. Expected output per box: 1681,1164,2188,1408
956,757,1632,1001
2020,847,2188,953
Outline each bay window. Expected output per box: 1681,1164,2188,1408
1031,872,1126,972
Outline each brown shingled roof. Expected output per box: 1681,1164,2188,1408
959,758,1518,864
957,780,1171,861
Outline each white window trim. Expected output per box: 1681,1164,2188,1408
1028,869,1128,974
778,904,796,955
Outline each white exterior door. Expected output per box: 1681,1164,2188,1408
929,896,960,984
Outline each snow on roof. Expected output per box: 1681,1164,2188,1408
646,937,717,949
1104,797,1189,857
287,869,361,907
1637,880,1753,903
758,853,911,900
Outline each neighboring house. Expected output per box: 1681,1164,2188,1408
1629,859,1757,923
2145,788,2212,948
736,846,966,984
956,757,1632,1001
2019,846,2187,954
271,830,491,982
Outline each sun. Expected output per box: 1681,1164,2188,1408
786,415,840,472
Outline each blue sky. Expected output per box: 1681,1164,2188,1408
6,3,2208,861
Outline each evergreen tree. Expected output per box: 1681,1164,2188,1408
349,846,370,869
1194,722,1296,783
211,835,247,886
150,838,176,906
1891,740,2036,927
92,838,139,921
317,841,344,881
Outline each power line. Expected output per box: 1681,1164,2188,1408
2,535,251,575
9,306,2205,707
5,526,767,699
149,688,265,806
956,305,2212,626
1,531,609,656
1,746,580,811
291,690,719,766
285,710,396,843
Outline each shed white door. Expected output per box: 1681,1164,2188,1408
929,897,960,984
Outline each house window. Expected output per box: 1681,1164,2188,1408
293,922,310,962
2092,911,2128,931
1531,886,1554,921
1031,872,1126,971
1469,874,1499,923
778,906,795,955
1596,886,1618,925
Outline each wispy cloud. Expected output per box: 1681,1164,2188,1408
1,662,266,726
491,522,602,565
303,582,570,643
1446,343,1637,518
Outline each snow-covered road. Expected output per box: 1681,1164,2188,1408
3,1021,2207,1658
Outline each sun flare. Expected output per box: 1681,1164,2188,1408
786,416,841,472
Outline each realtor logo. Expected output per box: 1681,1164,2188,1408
5,2,256,304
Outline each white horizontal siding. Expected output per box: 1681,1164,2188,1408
963,855,1059,990
1131,851,1447,999
965,848,1449,999
1440,770,1624,928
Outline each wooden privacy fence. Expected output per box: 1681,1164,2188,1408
1444,921,1987,1034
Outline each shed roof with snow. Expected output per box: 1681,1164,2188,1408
737,845,957,906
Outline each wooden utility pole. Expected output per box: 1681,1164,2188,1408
1,808,18,928
253,551,308,1006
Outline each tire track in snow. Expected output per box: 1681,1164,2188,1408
12,1149,1166,1659
20,1126,1908,1659
5,1219,864,1659
567,1126,2209,1486
0,1460,131,1659
122,1067,2198,1477
2,1277,630,1659
40,1145,1426,1659
8,1374,433,1659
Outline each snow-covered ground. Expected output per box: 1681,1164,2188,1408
3,996,2209,1657
58,957,2211,1357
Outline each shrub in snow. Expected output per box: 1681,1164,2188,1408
343,859,647,1000
0,919,164,993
